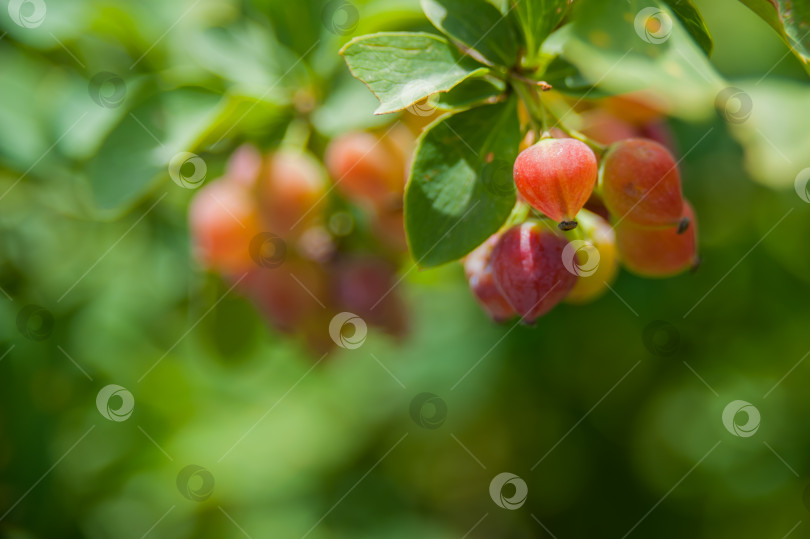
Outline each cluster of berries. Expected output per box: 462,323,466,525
466,129,698,324
188,123,415,351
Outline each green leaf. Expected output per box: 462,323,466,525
405,99,520,267
661,0,713,56
86,88,221,211
724,79,810,189
510,0,569,64
738,0,810,73
340,32,490,114
421,0,519,66
437,77,506,110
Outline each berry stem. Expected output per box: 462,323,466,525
505,200,531,228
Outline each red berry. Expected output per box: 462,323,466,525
580,109,637,146
513,138,598,230
333,256,407,338
601,138,684,227
225,144,263,188
261,150,327,236
491,221,578,323
464,234,516,323
247,258,329,334
325,131,407,210
616,201,698,277
189,180,260,275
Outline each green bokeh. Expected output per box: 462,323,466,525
1,0,809,538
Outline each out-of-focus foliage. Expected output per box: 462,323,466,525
0,0,809,538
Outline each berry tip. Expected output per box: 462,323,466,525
558,220,578,231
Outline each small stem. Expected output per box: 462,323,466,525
504,200,531,229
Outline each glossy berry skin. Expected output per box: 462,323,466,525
189,180,260,275
601,138,684,227
491,221,578,323
513,138,598,230
564,210,619,304
616,201,698,278
464,234,516,323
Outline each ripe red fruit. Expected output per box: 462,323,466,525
226,144,263,188
601,138,684,227
464,234,516,322
325,131,407,210
261,150,327,236
333,256,407,337
616,201,698,277
491,221,578,323
580,109,637,145
513,138,598,230
246,257,329,334
189,180,260,275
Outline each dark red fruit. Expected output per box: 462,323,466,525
464,234,516,323
491,221,578,322
513,138,598,230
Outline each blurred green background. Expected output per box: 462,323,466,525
1,0,810,537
